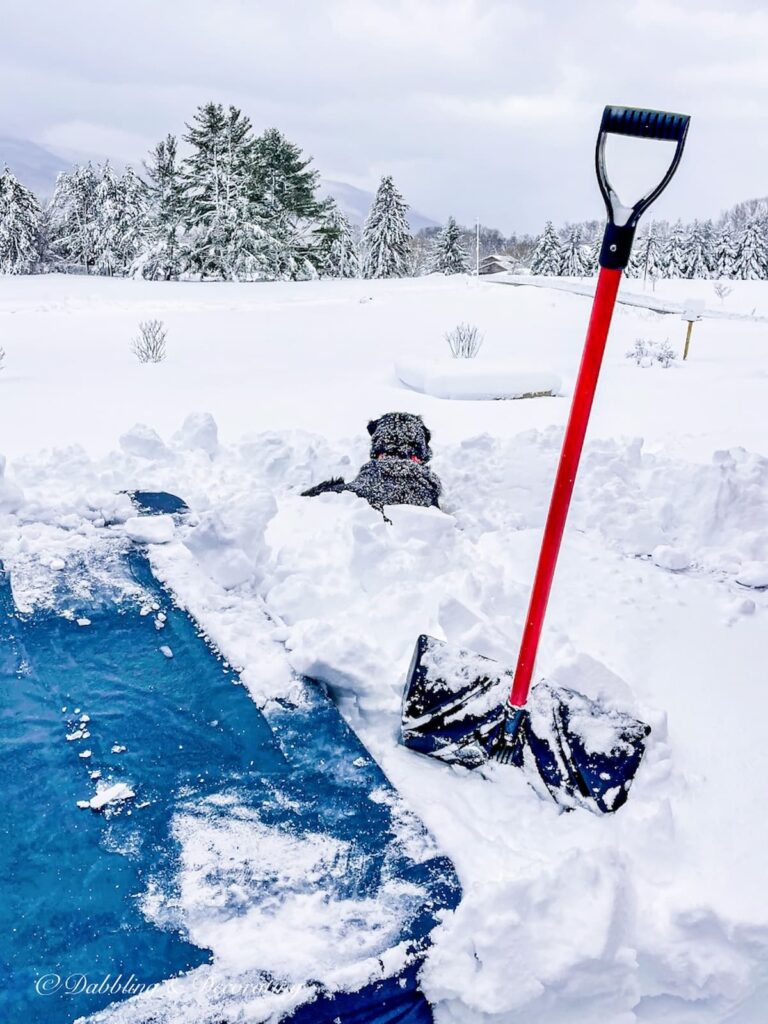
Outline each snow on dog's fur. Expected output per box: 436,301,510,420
302,412,441,512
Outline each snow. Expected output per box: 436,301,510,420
123,515,175,545
89,782,135,811
1,273,768,1022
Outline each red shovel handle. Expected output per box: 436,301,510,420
508,104,690,709
509,267,621,708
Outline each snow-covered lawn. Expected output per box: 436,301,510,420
2,273,768,1022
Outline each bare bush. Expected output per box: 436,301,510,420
131,319,167,364
626,337,677,368
0,346,5,372
445,322,484,359
713,282,733,305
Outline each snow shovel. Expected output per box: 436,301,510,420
401,106,691,813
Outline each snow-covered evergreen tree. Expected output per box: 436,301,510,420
627,227,662,282
684,220,713,279
559,227,588,277
250,127,325,279
0,167,41,274
50,163,100,272
428,216,470,274
361,175,412,278
713,225,737,279
138,135,186,279
91,164,148,276
118,167,149,270
530,221,562,275
733,213,768,280
182,102,269,281
94,162,123,275
663,220,688,278
315,200,359,278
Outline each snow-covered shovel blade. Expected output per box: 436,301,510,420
402,636,650,813
401,635,508,769
495,683,650,813
401,107,689,814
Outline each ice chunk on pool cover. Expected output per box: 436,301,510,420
0,548,459,1024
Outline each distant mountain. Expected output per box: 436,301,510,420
0,136,72,196
319,179,438,231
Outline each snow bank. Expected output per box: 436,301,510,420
395,355,561,400
0,453,23,513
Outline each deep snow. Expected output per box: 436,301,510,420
1,273,768,1022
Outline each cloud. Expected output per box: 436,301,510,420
0,0,765,232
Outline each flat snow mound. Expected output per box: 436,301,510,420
395,355,561,400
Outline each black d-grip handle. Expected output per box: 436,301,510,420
600,106,689,143
596,105,690,270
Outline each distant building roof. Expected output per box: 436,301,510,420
479,253,515,274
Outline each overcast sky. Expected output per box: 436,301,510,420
2,0,767,233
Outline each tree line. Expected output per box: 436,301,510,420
529,212,764,281
0,101,474,281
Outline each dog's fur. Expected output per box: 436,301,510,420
302,412,441,512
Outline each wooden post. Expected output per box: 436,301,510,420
683,319,694,360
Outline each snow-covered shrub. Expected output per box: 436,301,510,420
445,322,483,359
131,319,167,364
0,346,5,372
713,282,733,304
626,337,677,368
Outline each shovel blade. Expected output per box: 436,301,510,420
401,635,508,768
504,683,651,813
401,636,650,813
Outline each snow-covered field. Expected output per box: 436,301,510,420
2,272,768,1023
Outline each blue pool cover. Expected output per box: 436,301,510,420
0,499,460,1024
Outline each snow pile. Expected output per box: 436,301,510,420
0,453,23,513
396,355,561,401
124,514,175,545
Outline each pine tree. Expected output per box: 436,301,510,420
559,226,588,277
118,166,149,270
250,127,325,279
138,135,186,280
663,220,688,278
182,102,269,281
94,162,123,275
628,227,662,282
90,164,148,276
361,175,412,278
529,221,562,275
684,220,712,280
50,163,100,272
428,216,470,274
733,213,768,280
583,234,600,277
713,225,737,279
0,167,41,274
315,200,359,278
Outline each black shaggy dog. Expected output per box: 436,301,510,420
302,412,441,512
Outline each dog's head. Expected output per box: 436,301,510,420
367,412,433,463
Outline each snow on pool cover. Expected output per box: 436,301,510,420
0,513,460,1024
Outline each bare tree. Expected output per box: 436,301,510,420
131,319,168,363
445,323,484,359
